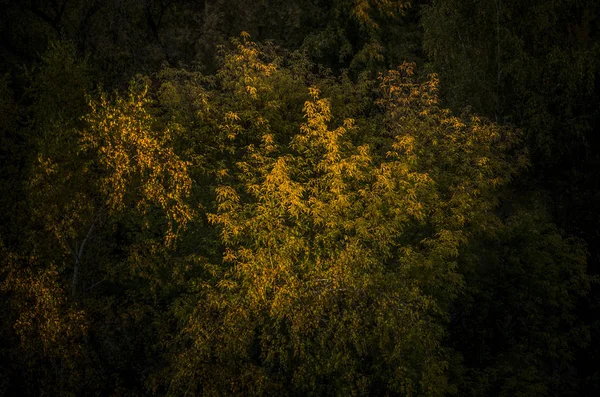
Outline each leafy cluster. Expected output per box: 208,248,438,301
0,1,598,396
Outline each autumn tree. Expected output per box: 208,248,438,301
1,40,193,394
156,37,574,397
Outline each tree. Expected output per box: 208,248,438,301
1,40,193,394
422,2,600,393
162,38,532,396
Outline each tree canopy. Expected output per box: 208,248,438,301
0,1,598,396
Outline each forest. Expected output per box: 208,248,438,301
0,0,598,396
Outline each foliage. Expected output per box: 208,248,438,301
452,201,590,396
159,39,537,396
422,3,600,391
0,2,596,396
422,0,600,163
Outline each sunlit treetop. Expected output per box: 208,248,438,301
162,36,530,396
